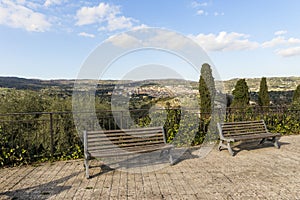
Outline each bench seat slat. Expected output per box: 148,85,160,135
88,127,163,135
89,143,173,157
221,120,264,125
88,133,163,140
88,132,163,138
88,135,163,142
224,132,281,141
222,122,265,127
88,140,166,151
222,125,266,131
222,130,268,136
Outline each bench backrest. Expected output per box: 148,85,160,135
217,120,268,137
84,126,166,152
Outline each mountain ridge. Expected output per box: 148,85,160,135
0,76,299,93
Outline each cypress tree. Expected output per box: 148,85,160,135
258,77,270,110
292,85,300,102
199,63,215,119
292,85,300,108
198,64,215,144
231,79,250,108
199,75,211,118
200,63,216,101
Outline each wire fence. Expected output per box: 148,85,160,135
0,106,299,164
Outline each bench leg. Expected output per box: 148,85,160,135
273,137,280,149
218,140,224,151
160,149,169,157
84,157,90,179
159,149,165,157
169,154,174,165
160,148,174,165
218,140,234,156
83,131,90,179
259,138,266,145
259,137,280,149
227,142,234,156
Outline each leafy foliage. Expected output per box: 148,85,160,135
197,64,217,145
231,79,250,108
258,77,270,110
164,102,181,143
200,63,216,100
199,76,211,118
291,85,300,109
0,89,83,167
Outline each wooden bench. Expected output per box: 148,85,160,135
83,126,174,178
217,120,280,156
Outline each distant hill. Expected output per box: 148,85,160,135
1,76,299,92
222,76,300,105
0,77,75,90
222,76,300,93
0,76,299,105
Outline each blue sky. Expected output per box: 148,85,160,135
0,0,300,80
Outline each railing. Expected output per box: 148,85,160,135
0,106,299,165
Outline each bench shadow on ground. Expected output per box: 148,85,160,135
88,148,200,178
0,172,80,200
229,140,290,156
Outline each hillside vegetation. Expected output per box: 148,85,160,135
222,76,300,93
0,76,299,106
1,76,299,92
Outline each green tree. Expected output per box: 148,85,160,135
292,85,300,102
164,102,181,143
0,89,48,113
291,85,300,109
199,76,211,118
197,63,216,144
258,77,270,110
199,63,216,118
200,63,216,102
231,79,250,108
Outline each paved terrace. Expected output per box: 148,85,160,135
1,135,300,200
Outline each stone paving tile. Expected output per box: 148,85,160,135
0,135,300,200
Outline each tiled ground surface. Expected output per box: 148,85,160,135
1,135,300,199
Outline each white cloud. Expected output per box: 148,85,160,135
197,10,204,15
108,32,142,48
108,30,190,50
191,1,208,8
262,33,300,57
262,36,300,48
274,30,287,36
262,36,287,48
105,15,134,31
146,30,190,50
276,47,300,57
0,0,51,32
75,2,138,32
78,32,95,38
75,3,118,26
189,31,259,51
44,0,64,7
200,2,208,6
214,12,224,16
131,24,148,30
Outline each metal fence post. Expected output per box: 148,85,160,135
49,112,54,158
